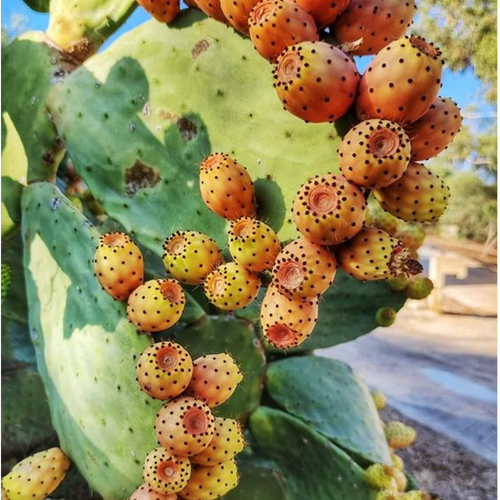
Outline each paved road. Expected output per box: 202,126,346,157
319,306,498,463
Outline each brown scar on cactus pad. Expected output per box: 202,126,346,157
339,119,411,189
136,0,181,23
274,41,360,123
143,448,191,495
93,231,144,301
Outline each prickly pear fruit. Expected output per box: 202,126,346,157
204,262,261,311
186,353,243,408
338,227,422,281
130,483,178,500
248,0,319,62
273,42,360,123
195,0,227,23
1,448,70,500
220,0,261,33
401,492,432,500
407,97,463,161
228,218,281,272
94,232,144,301
163,231,223,285
295,0,350,28
393,469,408,492
385,421,417,449
179,459,239,500
406,276,434,300
356,36,444,124
366,199,399,235
143,448,191,494
199,153,257,221
135,341,193,400
394,223,425,251
260,284,319,349
272,237,337,299
339,119,411,189
364,464,398,491
375,492,403,500
333,0,417,56
127,279,186,333
376,307,397,327
156,397,215,456
391,452,405,471
374,163,450,222
191,417,245,465
371,389,387,410
137,0,181,23
293,174,366,245
387,274,409,292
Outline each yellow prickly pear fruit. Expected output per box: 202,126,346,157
142,448,191,495
371,390,387,411
391,452,405,471
393,469,408,492
385,421,417,449
401,492,432,500
364,464,398,491
130,483,178,500
375,492,404,500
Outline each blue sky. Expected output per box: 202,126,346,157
2,0,495,117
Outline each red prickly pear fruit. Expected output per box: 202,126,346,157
339,119,411,189
1,448,70,500
272,237,337,299
204,262,261,311
94,232,144,301
295,0,350,29
199,153,257,221
394,223,425,251
375,307,397,327
293,174,366,245
356,36,444,125
374,162,450,223
220,0,260,34
186,353,243,407
407,97,463,161
273,42,360,123
195,0,227,23
179,459,239,500
191,417,245,465
337,227,423,281
130,484,178,500
384,421,417,449
260,284,318,349
155,397,215,457
143,448,191,494
248,0,319,62
406,276,433,300
163,231,223,285
228,218,281,272
333,0,417,56
127,279,186,333
136,0,181,23
135,341,193,400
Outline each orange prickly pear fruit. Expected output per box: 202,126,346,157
195,0,228,22
130,483,178,500
220,0,261,33
142,448,191,495
94,232,144,301
295,0,350,29
136,0,181,23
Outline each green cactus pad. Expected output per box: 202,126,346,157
48,11,346,252
250,407,377,500
22,182,161,499
173,315,266,420
266,356,390,464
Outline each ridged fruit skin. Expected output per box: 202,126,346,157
406,276,433,300
339,119,411,189
260,284,319,349
364,464,398,491
356,36,444,125
199,153,257,220
273,42,360,123
127,279,186,333
293,173,366,245
407,97,462,161
220,0,260,34
374,162,450,222
191,417,245,465
137,0,181,23
228,218,281,272
1,448,70,500
93,231,144,301
179,459,239,500
333,0,417,56
130,483,178,500
384,421,417,449
135,341,193,400
249,0,319,62
204,262,261,311
195,0,227,23
371,390,387,411
295,0,350,28
163,231,223,285
337,227,400,281
143,448,191,495
272,238,337,299
186,353,243,408
155,397,215,457
375,307,397,327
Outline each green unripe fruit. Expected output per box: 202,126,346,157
376,307,397,327
1,263,12,302
406,277,434,300
387,274,409,292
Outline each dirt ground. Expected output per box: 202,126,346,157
382,407,497,500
